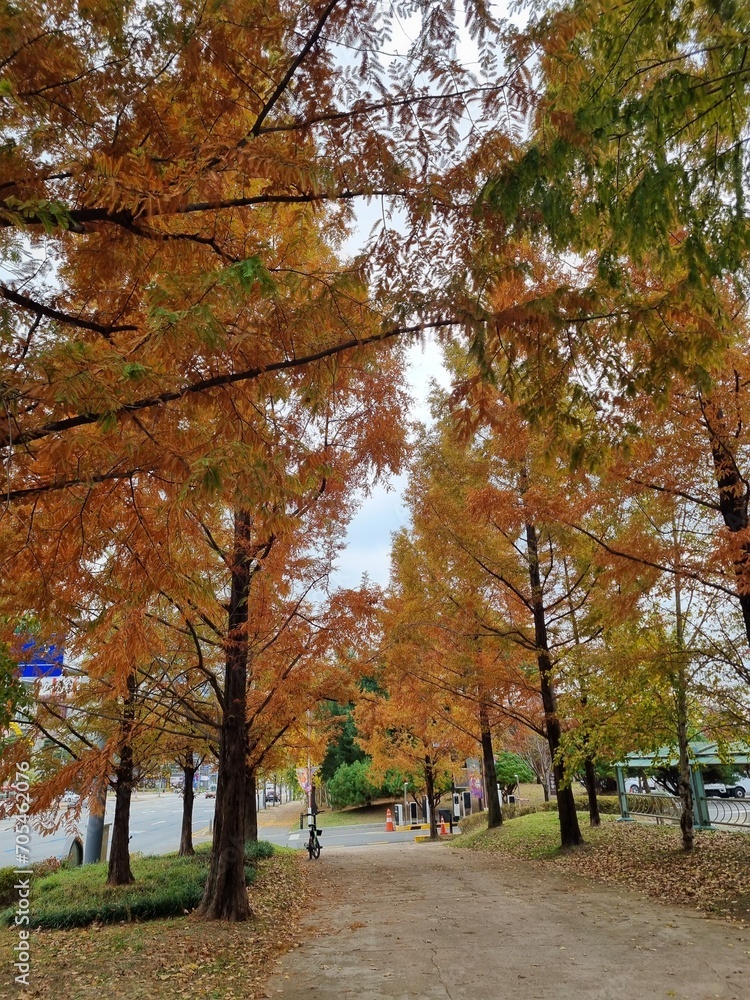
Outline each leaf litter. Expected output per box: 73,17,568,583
0,852,313,1000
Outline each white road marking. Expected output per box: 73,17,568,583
288,833,300,841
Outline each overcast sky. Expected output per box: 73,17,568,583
332,336,450,590
328,3,513,590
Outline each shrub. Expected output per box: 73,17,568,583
0,852,211,930
244,840,275,862
327,760,380,808
457,813,487,835
0,857,63,908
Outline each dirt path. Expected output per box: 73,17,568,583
264,842,749,1000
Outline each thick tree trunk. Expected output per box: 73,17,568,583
197,510,252,921
583,755,600,828
525,520,583,848
107,672,136,886
425,759,438,840
479,703,502,828
179,754,196,856
702,399,750,648
244,766,258,844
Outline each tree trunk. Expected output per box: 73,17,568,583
562,557,599,828
107,672,136,886
583,754,600,828
525,520,583,848
425,758,438,840
677,689,694,851
244,765,258,844
672,534,694,851
197,510,252,921
179,754,197,856
479,703,502,828
702,399,750,648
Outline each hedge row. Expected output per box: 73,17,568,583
0,841,276,930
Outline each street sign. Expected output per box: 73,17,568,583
17,635,64,678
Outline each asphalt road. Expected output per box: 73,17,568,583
0,791,218,864
0,795,421,864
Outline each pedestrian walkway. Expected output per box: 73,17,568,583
264,842,749,999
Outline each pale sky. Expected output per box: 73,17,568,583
330,1,511,589
333,336,450,589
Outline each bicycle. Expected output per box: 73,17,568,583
306,822,322,859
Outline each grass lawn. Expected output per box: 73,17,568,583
452,809,750,922
0,849,312,1000
312,800,399,828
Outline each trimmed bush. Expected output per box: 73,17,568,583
0,852,210,929
244,840,275,861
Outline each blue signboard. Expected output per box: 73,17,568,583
17,636,65,678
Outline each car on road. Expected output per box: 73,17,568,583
265,790,279,804
204,789,216,799
63,791,80,807
704,777,750,798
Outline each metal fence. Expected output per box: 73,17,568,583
621,789,750,831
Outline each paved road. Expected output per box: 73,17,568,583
287,823,418,852
0,792,219,863
266,843,750,1000
0,796,420,863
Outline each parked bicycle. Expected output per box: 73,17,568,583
306,819,322,859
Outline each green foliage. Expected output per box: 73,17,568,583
495,752,536,791
326,759,379,808
495,0,750,284
381,769,410,797
219,256,275,295
244,840,275,861
319,705,366,782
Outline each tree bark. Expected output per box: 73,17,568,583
672,533,694,851
562,557,599,828
583,754,600,828
525,520,583,848
179,753,197,856
107,671,136,885
425,757,438,840
702,398,750,648
197,510,252,920
479,703,502,828
244,765,258,844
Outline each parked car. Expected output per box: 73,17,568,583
204,789,216,799
63,791,80,807
265,790,278,804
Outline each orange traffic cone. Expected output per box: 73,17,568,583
440,817,448,836
385,808,395,832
